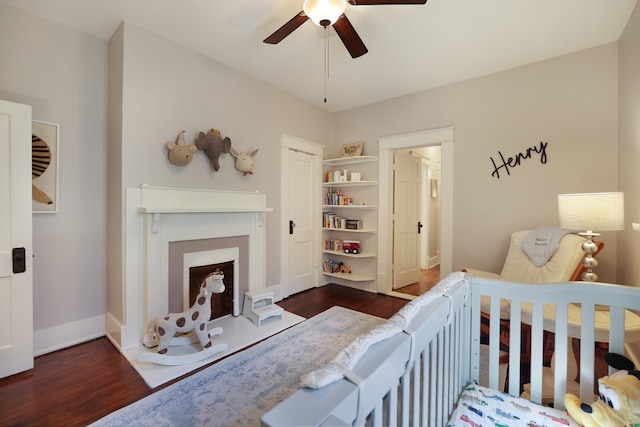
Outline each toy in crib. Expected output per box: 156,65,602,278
138,270,228,365
564,352,640,427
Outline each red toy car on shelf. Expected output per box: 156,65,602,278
343,240,361,254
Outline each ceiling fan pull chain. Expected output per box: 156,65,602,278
324,27,328,103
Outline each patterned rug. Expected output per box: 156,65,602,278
91,306,384,427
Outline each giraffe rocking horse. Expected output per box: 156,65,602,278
138,271,228,365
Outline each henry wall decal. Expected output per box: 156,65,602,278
490,141,548,179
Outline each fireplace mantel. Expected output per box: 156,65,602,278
136,186,273,233
110,186,273,351
137,185,273,213
138,207,272,213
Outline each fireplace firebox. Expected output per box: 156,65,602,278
189,262,234,320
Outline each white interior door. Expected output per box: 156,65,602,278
393,152,421,289
0,99,34,378
286,148,318,295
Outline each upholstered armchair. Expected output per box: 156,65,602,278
464,230,599,283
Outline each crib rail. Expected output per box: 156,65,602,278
261,279,470,427
470,277,640,410
262,276,640,426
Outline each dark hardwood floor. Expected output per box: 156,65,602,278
0,284,408,427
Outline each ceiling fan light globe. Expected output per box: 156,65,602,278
303,0,347,27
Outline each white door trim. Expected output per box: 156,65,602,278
377,127,454,295
280,134,324,298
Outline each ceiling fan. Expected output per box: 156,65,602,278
263,0,428,59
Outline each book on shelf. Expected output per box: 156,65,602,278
325,189,354,206
323,211,343,228
323,212,363,230
324,238,344,251
323,258,340,273
325,170,348,183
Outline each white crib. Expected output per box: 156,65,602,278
261,273,640,426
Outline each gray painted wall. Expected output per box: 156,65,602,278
332,44,620,282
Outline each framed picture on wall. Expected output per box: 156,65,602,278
32,120,59,213
339,141,364,157
430,179,437,198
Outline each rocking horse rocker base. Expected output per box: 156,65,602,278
138,342,228,366
138,270,229,366
138,326,228,366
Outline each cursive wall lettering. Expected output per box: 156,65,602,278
490,141,548,179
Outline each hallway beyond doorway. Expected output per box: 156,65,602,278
396,265,440,296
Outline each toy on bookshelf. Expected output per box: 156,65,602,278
343,240,360,254
323,259,351,274
325,169,364,183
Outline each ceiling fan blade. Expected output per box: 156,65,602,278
263,12,309,44
348,0,427,4
333,14,368,58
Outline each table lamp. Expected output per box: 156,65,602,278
558,192,624,281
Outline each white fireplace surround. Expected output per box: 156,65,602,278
183,247,239,316
117,186,272,351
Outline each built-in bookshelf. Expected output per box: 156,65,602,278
322,156,377,283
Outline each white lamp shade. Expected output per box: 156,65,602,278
303,0,347,26
558,192,624,232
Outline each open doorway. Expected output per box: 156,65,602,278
393,146,441,296
377,127,454,299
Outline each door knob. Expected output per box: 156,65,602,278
417,221,423,234
13,247,26,273
289,220,296,235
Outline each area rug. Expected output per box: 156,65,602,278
124,310,305,388
91,306,384,427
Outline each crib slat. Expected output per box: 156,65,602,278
487,295,502,392
580,302,596,402
470,291,482,384
506,297,522,396
553,302,569,409
445,323,453,418
388,383,398,426
425,344,434,426
529,300,544,403
372,400,382,425
400,369,410,427
437,331,445,426
609,306,625,357
451,317,460,410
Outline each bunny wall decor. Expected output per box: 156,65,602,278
230,147,258,176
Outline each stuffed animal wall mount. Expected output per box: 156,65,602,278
196,129,231,172
230,147,258,175
165,130,197,166
564,352,640,427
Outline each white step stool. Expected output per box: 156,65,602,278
242,290,284,327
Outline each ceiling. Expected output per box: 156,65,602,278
2,0,637,112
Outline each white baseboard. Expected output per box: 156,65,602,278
266,283,284,302
34,314,106,356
